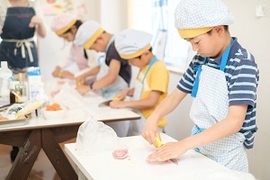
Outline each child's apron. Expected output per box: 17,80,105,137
128,56,158,136
190,40,248,172
97,36,129,137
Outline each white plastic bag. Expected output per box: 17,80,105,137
75,116,118,155
53,83,84,109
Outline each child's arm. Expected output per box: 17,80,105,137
75,66,100,84
30,15,46,37
76,60,120,94
110,90,161,109
91,59,120,89
113,88,134,101
142,88,187,145
32,0,46,37
58,70,74,80
147,104,247,162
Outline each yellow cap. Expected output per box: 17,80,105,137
178,27,213,39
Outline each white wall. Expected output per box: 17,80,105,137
38,0,270,179
99,0,128,34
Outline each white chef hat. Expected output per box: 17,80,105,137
175,0,234,39
74,21,104,49
115,29,152,59
51,13,77,36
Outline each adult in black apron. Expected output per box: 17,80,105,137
0,6,38,70
0,5,38,162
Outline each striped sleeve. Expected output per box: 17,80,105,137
226,53,259,107
226,48,259,149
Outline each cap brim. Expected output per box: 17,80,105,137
119,45,151,59
178,27,213,39
83,28,104,49
55,19,76,36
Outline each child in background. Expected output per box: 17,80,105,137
143,0,259,172
74,21,132,137
51,13,99,81
111,29,169,136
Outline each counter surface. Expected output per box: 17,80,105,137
65,133,255,180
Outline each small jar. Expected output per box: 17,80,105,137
9,81,20,104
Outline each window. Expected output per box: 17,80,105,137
128,0,195,73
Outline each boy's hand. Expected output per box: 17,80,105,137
109,100,126,108
76,84,90,95
114,89,129,101
75,74,87,85
52,67,61,77
146,142,182,163
142,118,160,147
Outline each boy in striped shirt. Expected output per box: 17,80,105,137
142,0,259,172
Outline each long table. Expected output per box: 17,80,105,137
65,133,256,180
0,92,140,180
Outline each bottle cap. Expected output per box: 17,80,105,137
1,61,9,70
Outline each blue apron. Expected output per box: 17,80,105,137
0,7,38,70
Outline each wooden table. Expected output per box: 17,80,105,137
0,93,140,180
65,133,256,180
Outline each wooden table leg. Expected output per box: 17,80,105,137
42,128,78,180
6,130,42,180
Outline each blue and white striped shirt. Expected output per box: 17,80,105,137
177,38,259,149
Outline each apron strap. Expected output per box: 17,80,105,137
219,38,234,71
3,38,34,62
191,58,207,97
133,56,158,101
191,38,234,97
141,56,158,84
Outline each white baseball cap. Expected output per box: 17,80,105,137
175,0,234,39
74,21,104,49
115,29,152,59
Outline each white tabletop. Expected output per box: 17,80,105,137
65,133,255,180
0,92,140,132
